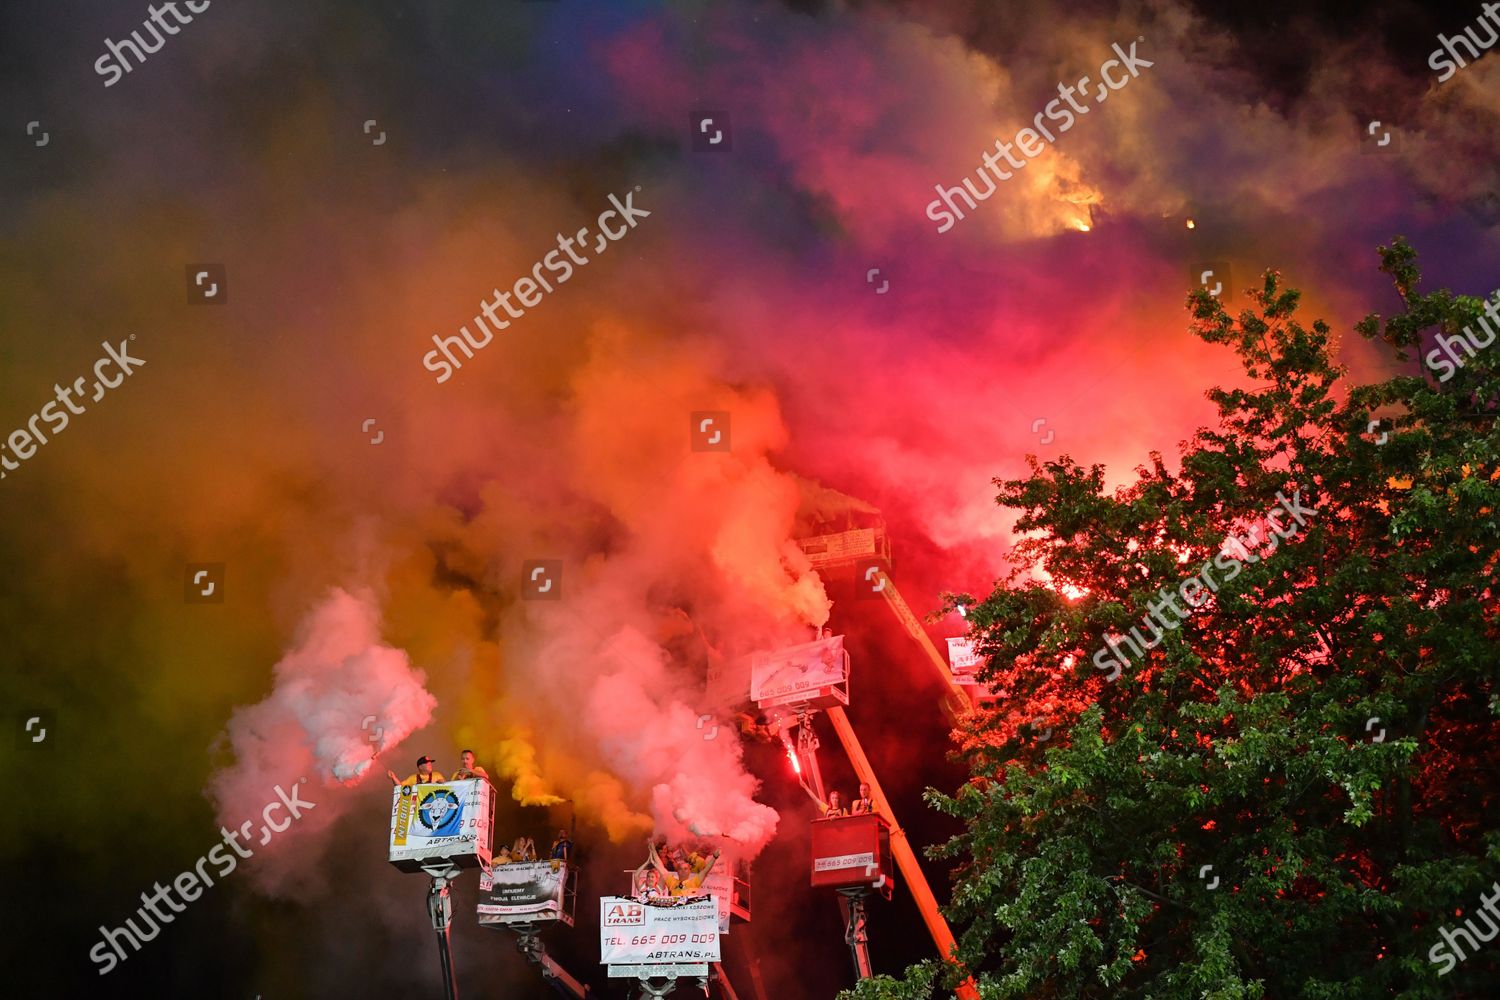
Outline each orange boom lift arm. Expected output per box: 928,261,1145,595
826,707,978,1000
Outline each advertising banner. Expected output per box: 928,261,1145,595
701,869,733,934
476,861,568,924
749,635,847,706
946,636,980,674
599,897,721,965
814,851,876,873
388,778,493,871
798,528,878,569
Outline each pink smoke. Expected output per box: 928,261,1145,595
586,628,780,853
208,588,437,893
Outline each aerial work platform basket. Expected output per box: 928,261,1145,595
477,860,577,928
750,634,850,711
811,813,894,897
600,896,722,996
387,778,495,872
796,511,891,575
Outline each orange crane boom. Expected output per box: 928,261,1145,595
826,706,979,1000
876,576,971,719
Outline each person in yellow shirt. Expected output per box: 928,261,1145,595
386,755,445,786
818,790,849,819
451,749,490,782
666,847,721,897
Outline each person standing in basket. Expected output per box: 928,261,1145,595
387,755,444,786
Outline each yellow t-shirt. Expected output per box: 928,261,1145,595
666,873,704,896
399,772,447,785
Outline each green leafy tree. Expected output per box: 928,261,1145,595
837,961,940,1000
847,240,1499,999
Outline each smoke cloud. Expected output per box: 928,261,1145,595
2,0,1496,995
208,588,437,893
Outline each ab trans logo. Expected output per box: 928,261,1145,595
605,901,647,926
418,787,464,836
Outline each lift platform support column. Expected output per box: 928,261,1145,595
420,862,462,1000
826,707,979,1000
836,888,875,980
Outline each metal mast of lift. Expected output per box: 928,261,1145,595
420,860,462,1000
835,870,888,979
387,777,495,1000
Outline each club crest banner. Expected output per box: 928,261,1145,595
388,778,493,870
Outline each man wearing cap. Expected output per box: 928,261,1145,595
387,755,445,786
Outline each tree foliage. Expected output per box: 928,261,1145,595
847,240,1500,999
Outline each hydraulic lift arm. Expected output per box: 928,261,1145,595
538,952,589,998
877,577,971,719
826,706,978,1000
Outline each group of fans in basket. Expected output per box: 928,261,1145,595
495,830,573,868
631,839,723,904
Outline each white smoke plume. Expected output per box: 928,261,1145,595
208,588,437,893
